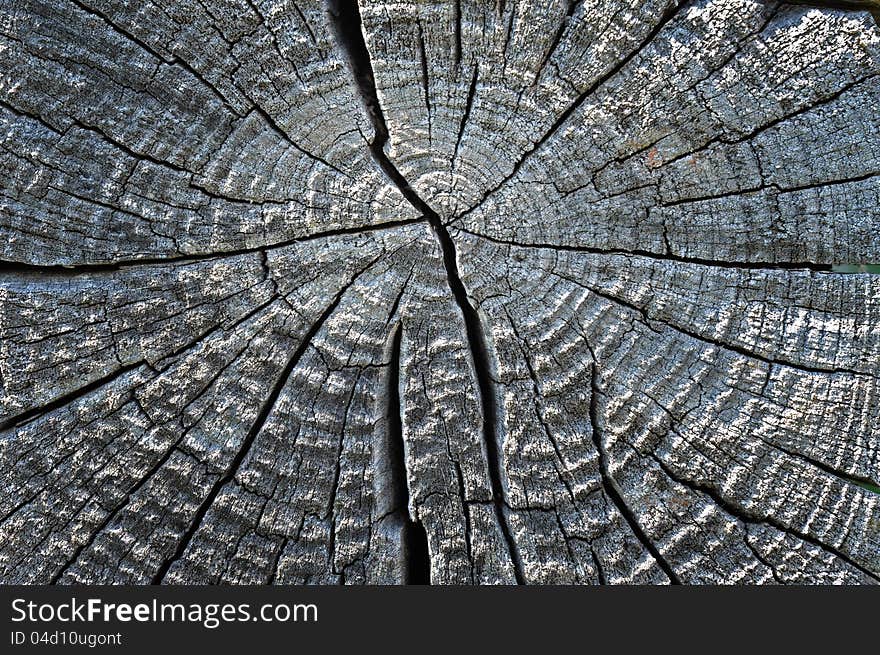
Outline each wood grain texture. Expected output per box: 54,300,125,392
1,0,878,584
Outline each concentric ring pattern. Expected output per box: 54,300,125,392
1,0,879,584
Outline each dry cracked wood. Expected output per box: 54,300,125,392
1,0,878,585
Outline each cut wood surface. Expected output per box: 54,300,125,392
1,0,878,584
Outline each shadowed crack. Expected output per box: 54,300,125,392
453,64,479,163
780,0,880,24
385,325,431,584
534,0,581,84
416,20,432,142
328,0,525,583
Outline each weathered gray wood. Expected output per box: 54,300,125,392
1,0,878,584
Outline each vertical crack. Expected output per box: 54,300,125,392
534,0,580,85
453,64,479,164
454,0,463,70
385,324,431,584
590,546,607,585
416,20,432,142
329,0,524,583
402,519,431,585
327,0,390,147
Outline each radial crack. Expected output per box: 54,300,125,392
0,218,422,274
0,362,144,433
150,255,383,583
68,0,348,175
328,0,525,584
648,448,880,582
588,362,682,584
416,20,433,142
384,324,431,584
533,0,580,85
453,0,688,224
453,64,479,164
547,266,872,378
459,228,837,273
